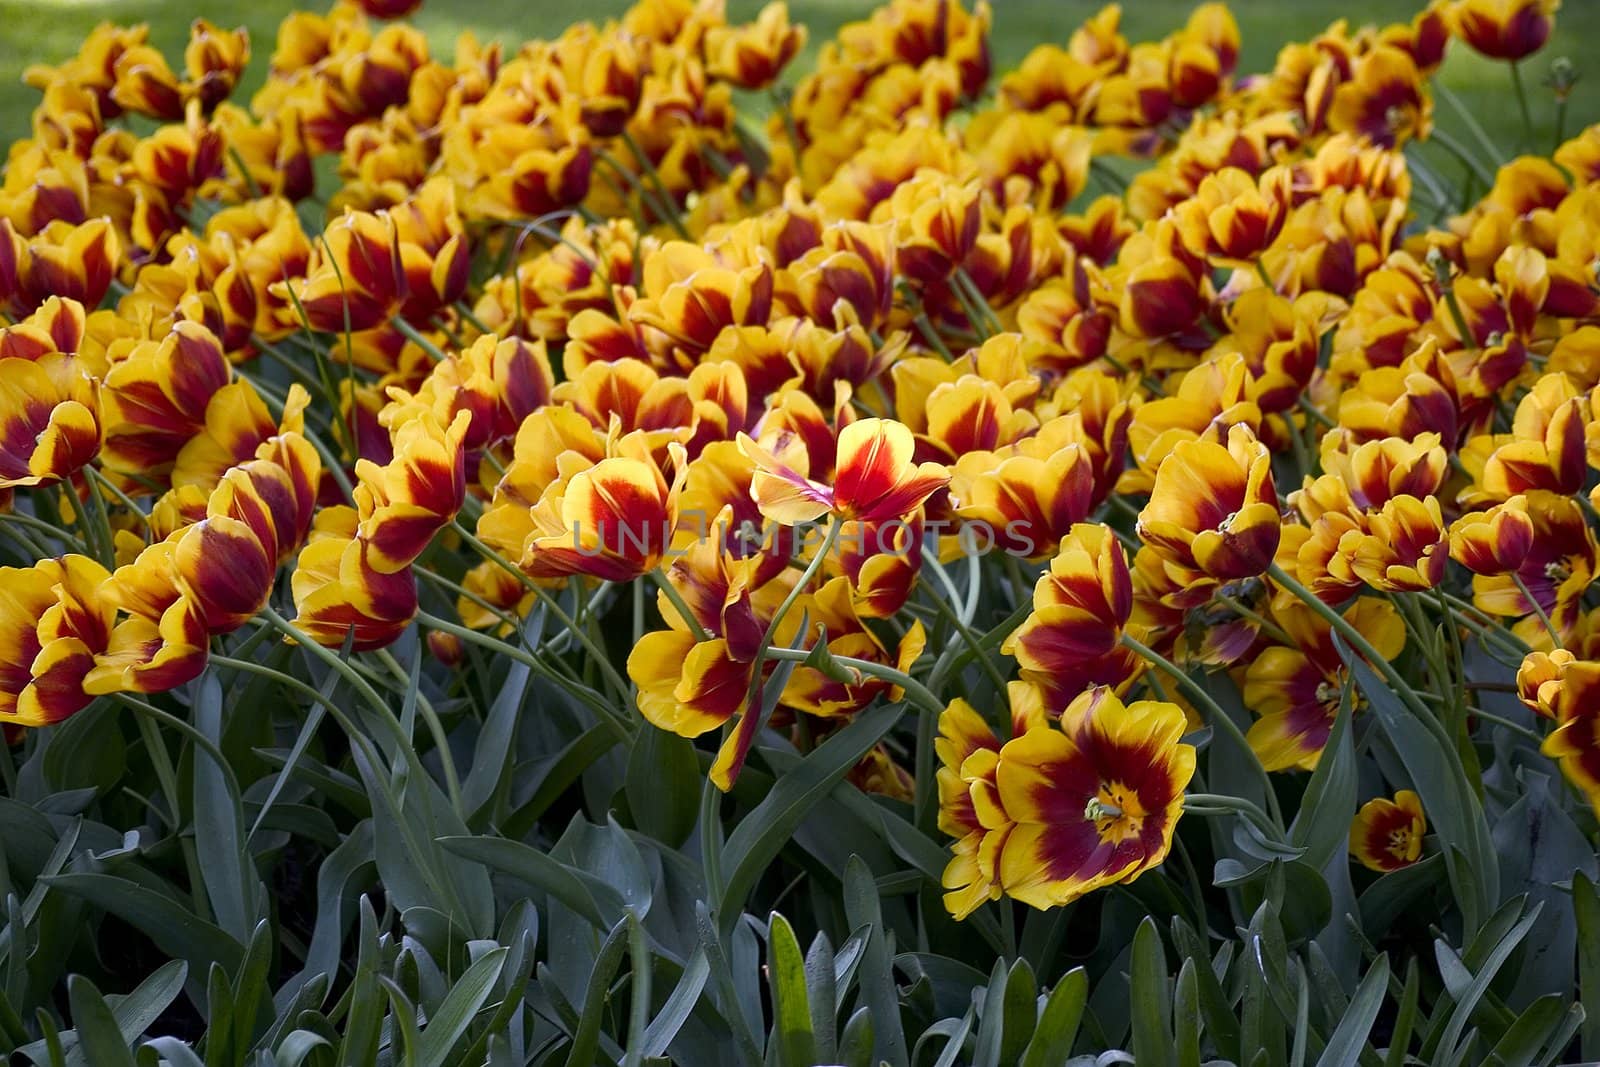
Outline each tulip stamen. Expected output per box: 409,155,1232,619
1084,796,1124,822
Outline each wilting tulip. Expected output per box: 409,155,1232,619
1138,424,1281,582
990,687,1196,910
1350,791,1427,872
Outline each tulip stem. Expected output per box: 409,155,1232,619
648,567,710,640
391,315,450,362
1510,61,1534,146
75,471,116,568
373,648,465,815
450,520,633,707
1434,80,1506,164
1183,792,1284,842
1265,565,1438,730
414,611,631,741
1428,128,1497,193
126,707,213,922
1510,573,1562,647
1119,633,1284,829
743,518,842,712
762,645,945,718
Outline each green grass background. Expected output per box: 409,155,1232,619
1,0,1596,164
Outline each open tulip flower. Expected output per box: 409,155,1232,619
5,0,1600,1055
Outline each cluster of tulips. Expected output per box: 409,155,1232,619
0,0,1594,920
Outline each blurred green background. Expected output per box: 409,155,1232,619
1,0,1595,160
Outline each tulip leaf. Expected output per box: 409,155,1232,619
43,874,243,992
1289,677,1357,871
438,834,622,929
417,946,506,1067
1129,917,1175,1067
1313,953,1387,1067
461,610,539,821
719,700,902,926
1024,966,1088,1067
1342,640,1498,929
65,976,135,1067
765,912,816,1067
1576,872,1600,1060
192,674,262,947
625,724,700,848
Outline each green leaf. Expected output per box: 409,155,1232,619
1020,968,1087,1067
694,904,763,1067
843,855,907,1067
1130,917,1175,1067
66,976,135,1067
970,960,1007,1067
1345,645,1497,930
1314,954,1387,1067
418,947,507,1067
998,957,1037,1066
1575,871,1600,1061
1484,994,1567,1066
640,949,708,1059
380,978,421,1067
462,609,541,820
1437,902,1543,1064
720,701,901,927
1385,958,1421,1067
192,675,261,949
1171,918,1239,1061
625,725,700,848
58,961,185,1067
1174,960,1200,1067
765,913,816,1067
1289,680,1357,871
838,1006,874,1067
439,835,622,930
804,934,838,1065
339,897,384,1067
44,875,243,986
563,919,629,1067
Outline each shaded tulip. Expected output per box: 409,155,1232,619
1350,791,1426,872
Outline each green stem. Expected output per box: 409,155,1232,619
374,648,464,815
1184,791,1284,842
648,567,708,639
1509,61,1534,145
1266,565,1435,726
130,708,212,922
763,646,946,719
743,519,841,712
1511,573,1561,647
450,521,633,706
1429,127,1497,190
390,316,450,362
